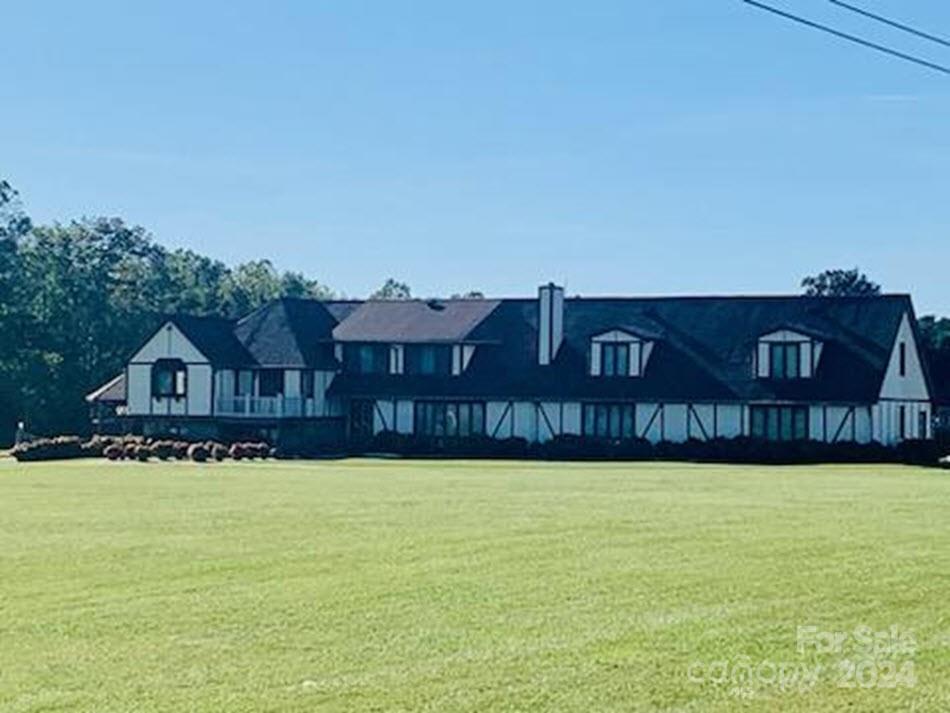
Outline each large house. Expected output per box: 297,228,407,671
90,285,935,449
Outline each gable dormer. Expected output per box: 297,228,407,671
590,329,656,377
754,329,823,380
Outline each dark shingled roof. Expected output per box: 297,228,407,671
137,292,923,407
332,299,501,343
330,295,915,404
170,315,255,367
234,298,340,368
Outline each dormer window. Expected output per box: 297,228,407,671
405,344,452,375
756,329,822,380
769,343,801,380
590,329,656,377
601,343,629,377
345,344,389,374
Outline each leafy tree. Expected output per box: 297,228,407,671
0,179,32,242
371,278,412,300
801,268,881,297
0,199,337,442
0,180,33,441
450,290,485,299
280,271,335,301
918,316,950,353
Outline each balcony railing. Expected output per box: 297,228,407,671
215,396,315,418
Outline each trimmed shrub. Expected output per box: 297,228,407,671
229,443,245,461
187,443,209,463
173,441,190,460
134,444,151,462
103,444,123,461
249,442,270,459
150,441,175,461
211,443,229,462
12,436,86,462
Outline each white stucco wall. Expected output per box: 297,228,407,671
879,313,930,401
126,322,212,417
373,400,396,433
716,405,743,439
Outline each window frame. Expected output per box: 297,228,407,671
151,359,187,399
768,342,801,380
405,344,453,376
344,343,390,374
749,405,809,442
414,401,486,438
600,343,630,378
235,370,254,397
582,402,637,440
301,370,315,399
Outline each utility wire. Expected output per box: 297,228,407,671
742,0,950,76
829,0,950,49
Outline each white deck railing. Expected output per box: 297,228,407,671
215,396,314,418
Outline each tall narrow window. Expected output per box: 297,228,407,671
600,344,630,377
301,371,315,399
582,403,636,439
235,370,254,396
918,411,928,440
769,343,801,379
899,342,907,377
899,405,906,440
750,406,809,441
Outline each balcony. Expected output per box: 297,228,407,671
214,396,318,418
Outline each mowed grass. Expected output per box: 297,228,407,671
1,459,949,712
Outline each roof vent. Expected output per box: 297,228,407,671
426,299,446,311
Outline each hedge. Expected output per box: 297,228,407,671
11,431,944,467
360,431,943,466
13,435,274,464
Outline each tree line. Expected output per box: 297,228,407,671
0,179,946,444
0,180,422,442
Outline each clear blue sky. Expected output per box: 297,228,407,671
2,1,948,312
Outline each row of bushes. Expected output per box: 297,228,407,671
10,436,92,462
12,435,274,463
13,431,946,466
363,431,945,466
101,438,272,462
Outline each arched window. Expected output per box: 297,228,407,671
152,359,187,398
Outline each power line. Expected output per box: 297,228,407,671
829,0,950,49
742,0,950,76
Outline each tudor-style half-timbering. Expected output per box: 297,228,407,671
874,312,932,444
590,330,655,377
127,320,213,418
754,329,823,379
97,287,935,449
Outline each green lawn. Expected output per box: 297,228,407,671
1,459,949,712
